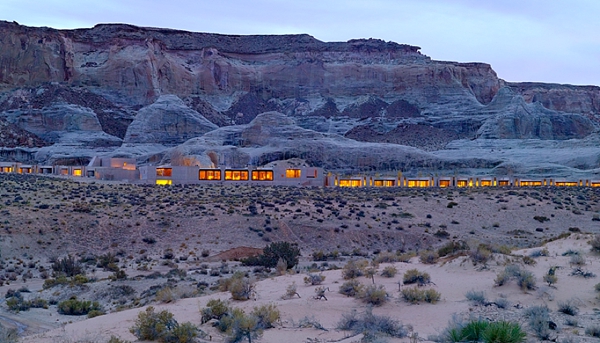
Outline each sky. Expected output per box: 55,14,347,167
1,0,599,86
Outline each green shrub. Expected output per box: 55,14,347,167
339,279,364,297
52,255,84,277
403,269,431,286
373,252,399,263
251,304,280,329
242,241,300,269
401,287,440,304
218,307,262,343
524,305,551,340
130,306,201,343
437,240,469,257
87,309,105,318
516,270,536,291
495,265,536,290
201,299,231,324
470,245,492,265
57,297,102,315
360,284,388,306
230,277,254,301
380,266,397,278
443,320,526,343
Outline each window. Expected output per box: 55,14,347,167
156,179,172,185
591,182,600,188
225,170,249,181
407,180,430,188
72,169,82,177
374,180,394,187
520,181,542,187
60,169,69,175
251,170,273,181
456,180,467,187
339,179,361,187
286,169,301,178
439,180,451,188
480,180,492,187
156,168,172,177
307,169,317,178
498,180,510,186
555,182,577,187
199,170,221,180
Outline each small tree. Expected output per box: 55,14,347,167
261,242,300,269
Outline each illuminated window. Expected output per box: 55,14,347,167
498,180,510,186
72,169,82,177
456,180,467,187
480,180,492,187
520,181,542,187
61,169,69,175
439,180,451,188
251,170,274,181
156,168,172,177
199,170,222,180
591,182,600,188
374,180,395,187
407,180,430,188
156,179,172,185
285,169,301,178
339,179,361,187
225,170,249,181
555,182,577,187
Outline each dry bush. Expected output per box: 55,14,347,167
304,273,326,286
342,260,368,279
360,284,388,306
403,269,431,286
381,266,398,278
282,282,300,300
339,279,364,297
419,250,439,264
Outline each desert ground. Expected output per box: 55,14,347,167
0,173,599,342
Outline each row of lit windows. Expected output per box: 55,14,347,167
158,168,299,181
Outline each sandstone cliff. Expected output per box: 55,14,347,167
1,21,599,176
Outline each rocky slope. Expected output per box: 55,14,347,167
0,21,599,176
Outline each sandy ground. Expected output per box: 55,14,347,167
17,234,600,343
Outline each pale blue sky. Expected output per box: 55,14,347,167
2,0,598,86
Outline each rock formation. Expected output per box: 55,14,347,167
0,21,599,176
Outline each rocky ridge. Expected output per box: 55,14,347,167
0,21,599,176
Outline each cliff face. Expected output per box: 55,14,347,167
1,21,599,176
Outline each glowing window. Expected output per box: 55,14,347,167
251,170,274,181
339,179,361,187
520,181,542,187
591,182,600,188
156,168,172,177
225,170,249,181
374,180,395,187
407,180,430,188
439,180,451,188
480,180,492,187
60,169,69,175
498,180,510,186
285,169,301,178
199,170,221,180
555,182,577,187
72,169,82,177
156,179,172,185
456,180,467,187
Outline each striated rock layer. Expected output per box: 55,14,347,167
0,21,599,176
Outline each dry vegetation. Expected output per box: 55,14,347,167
0,173,599,342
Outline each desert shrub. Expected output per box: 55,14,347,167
595,282,600,292
437,240,469,257
282,282,300,300
275,258,287,276
586,325,600,338
339,279,364,297
29,297,48,309
522,256,536,265
470,245,492,265
57,297,101,316
242,241,300,269
397,252,416,262
360,284,388,306
342,259,368,279
218,271,246,292
201,299,230,324
230,277,254,301
6,296,30,313
419,250,439,264
373,252,396,263
337,308,407,341
52,255,84,277
297,316,326,331
524,305,551,340
401,287,440,304
380,266,398,278
442,320,525,343
155,287,177,303
529,248,549,257
516,270,536,291
570,254,586,266
495,297,510,309
403,269,431,286
304,273,326,286
589,235,600,252
465,290,486,305
87,309,105,318
218,307,262,343
130,306,200,343
0,324,17,343
543,267,558,286
557,299,579,316
562,249,580,256
251,304,280,329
